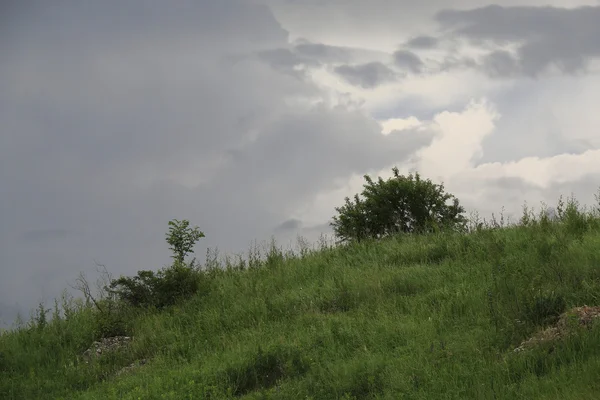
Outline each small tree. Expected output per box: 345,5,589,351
331,167,466,243
166,219,205,267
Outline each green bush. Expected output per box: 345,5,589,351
107,219,205,309
107,264,202,310
93,304,131,337
331,167,466,243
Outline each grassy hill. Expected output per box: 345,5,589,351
2,199,600,399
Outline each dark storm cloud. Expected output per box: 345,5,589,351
481,50,520,78
293,42,355,63
334,62,399,88
437,56,479,74
254,40,391,78
393,50,424,73
275,219,303,231
256,48,321,78
0,0,433,326
404,35,439,49
292,40,390,64
436,4,600,77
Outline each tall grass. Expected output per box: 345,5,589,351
2,193,600,399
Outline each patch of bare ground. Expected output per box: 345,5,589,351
81,336,148,377
514,305,600,353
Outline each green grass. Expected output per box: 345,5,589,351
2,198,600,399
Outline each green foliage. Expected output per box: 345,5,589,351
92,302,133,338
166,219,204,265
522,290,567,327
34,302,49,331
108,219,205,309
331,167,466,243
107,264,202,310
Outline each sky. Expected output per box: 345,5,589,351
2,0,600,327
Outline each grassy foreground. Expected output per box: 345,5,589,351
2,200,600,399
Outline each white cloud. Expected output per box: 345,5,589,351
414,99,499,180
292,100,499,223
293,92,600,229
380,116,422,135
465,150,600,189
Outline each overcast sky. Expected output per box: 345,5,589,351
2,0,600,327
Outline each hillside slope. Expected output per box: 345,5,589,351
2,211,600,399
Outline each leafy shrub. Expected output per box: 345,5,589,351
93,304,131,337
331,167,466,243
558,195,590,240
107,219,205,309
108,264,202,309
